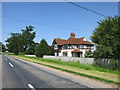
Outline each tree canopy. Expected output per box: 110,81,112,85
25,42,38,55
90,15,119,59
6,26,36,55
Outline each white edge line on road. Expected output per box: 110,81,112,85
28,84,35,89
9,62,13,67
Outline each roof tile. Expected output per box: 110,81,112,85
54,37,94,45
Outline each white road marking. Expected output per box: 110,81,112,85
9,63,13,67
6,58,7,60
28,84,35,90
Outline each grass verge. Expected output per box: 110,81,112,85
11,55,120,85
17,55,118,74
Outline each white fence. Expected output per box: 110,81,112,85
43,55,94,64
43,55,119,68
25,55,36,57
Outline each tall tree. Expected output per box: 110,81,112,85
90,15,119,59
35,39,51,57
21,26,35,52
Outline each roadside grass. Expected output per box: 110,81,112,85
16,55,118,74
11,55,119,85
2,52,14,55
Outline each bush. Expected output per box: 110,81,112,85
18,52,25,55
8,52,14,55
85,50,94,58
85,55,93,58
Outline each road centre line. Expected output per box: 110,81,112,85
9,62,14,67
28,84,35,90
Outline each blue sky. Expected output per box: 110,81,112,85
2,2,118,45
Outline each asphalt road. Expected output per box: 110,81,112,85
2,54,91,89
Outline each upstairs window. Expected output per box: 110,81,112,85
84,45,87,48
62,45,68,49
79,45,83,49
54,44,58,50
71,45,77,49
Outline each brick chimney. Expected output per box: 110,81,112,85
70,32,75,38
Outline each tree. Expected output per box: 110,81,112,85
1,43,6,52
6,33,23,54
35,39,51,57
21,26,36,52
90,15,119,59
0,42,6,52
6,26,36,55
25,42,38,55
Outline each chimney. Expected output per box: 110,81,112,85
70,32,75,38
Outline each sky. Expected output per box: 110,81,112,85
2,2,118,46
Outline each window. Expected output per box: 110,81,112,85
62,45,68,49
62,46,64,49
67,45,70,49
54,44,58,50
79,45,83,49
71,45,77,49
64,45,67,49
84,45,87,48
87,45,90,49
63,53,67,56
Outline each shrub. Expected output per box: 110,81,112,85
18,52,25,55
85,55,93,58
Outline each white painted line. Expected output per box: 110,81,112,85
9,63,13,67
6,58,7,60
28,84,35,89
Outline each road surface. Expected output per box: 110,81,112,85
2,54,92,89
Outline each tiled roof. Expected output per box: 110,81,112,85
54,38,68,45
72,49,82,52
54,37,94,45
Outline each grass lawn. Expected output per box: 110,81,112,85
11,55,119,85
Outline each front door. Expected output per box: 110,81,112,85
57,52,59,56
